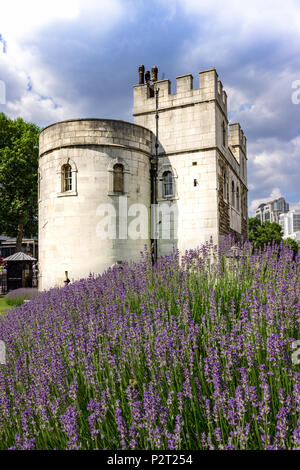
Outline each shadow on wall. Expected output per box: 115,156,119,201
153,140,179,259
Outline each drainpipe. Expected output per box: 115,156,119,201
150,81,159,265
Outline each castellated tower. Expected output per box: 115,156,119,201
133,67,248,257
38,66,248,291
38,120,152,291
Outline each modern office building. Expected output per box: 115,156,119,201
255,197,289,224
279,210,300,243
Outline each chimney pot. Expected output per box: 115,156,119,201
152,66,158,82
138,65,145,85
145,70,151,85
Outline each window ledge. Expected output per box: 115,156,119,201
107,192,129,197
57,190,78,197
157,196,179,202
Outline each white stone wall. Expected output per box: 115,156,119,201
155,152,218,256
133,69,228,255
38,119,152,291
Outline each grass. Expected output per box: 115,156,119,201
0,297,13,314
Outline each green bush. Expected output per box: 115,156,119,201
5,296,26,306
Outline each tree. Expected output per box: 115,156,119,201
248,216,262,239
248,217,298,255
283,237,299,257
0,113,40,252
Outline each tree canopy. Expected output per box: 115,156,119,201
248,217,298,256
0,112,40,251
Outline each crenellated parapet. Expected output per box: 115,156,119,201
133,67,227,117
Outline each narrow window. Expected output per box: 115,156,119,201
113,163,124,193
223,171,226,200
222,121,226,147
163,171,173,197
236,186,240,211
231,181,235,208
62,164,72,192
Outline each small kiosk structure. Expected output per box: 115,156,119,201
3,252,37,292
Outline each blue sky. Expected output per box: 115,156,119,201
0,0,300,214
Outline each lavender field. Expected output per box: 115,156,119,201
0,238,299,450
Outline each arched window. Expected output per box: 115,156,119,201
113,163,124,193
236,186,240,211
62,164,72,192
231,181,235,208
222,121,226,147
163,171,173,197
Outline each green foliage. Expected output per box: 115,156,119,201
248,216,261,234
5,297,25,307
0,112,40,241
283,237,299,255
0,297,13,313
248,217,299,256
249,217,283,248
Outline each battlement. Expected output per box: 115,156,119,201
133,66,227,116
228,123,247,156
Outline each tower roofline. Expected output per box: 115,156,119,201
40,118,152,135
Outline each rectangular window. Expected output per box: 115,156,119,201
293,214,300,231
62,165,72,192
164,181,173,197
163,171,173,197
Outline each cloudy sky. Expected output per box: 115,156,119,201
0,0,300,214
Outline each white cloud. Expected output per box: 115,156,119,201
0,0,126,42
0,0,128,124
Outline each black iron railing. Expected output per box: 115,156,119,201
0,271,7,295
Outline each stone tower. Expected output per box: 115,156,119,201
38,119,152,291
38,66,248,291
133,67,248,257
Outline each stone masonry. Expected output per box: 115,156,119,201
38,67,248,290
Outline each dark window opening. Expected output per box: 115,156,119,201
231,181,235,208
163,171,173,197
113,164,124,193
62,164,72,192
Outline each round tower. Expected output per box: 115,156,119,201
38,118,152,291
